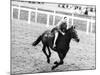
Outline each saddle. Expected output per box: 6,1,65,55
44,30,54,38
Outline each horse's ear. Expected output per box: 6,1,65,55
70,26,75,29
73,26,76,29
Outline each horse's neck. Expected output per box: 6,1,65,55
56,33,65,43
65,32,72,45
55,33,71,50
57,33,70,44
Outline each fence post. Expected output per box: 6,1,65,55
71,13,74,25
53,10,55,25
35,8,37,23
18,6,20,20
46,14,49,27
86,20,90,34
90,18,95,33
11,7,13,19
67,17,70,28
28,10,31,24
90,21,93,33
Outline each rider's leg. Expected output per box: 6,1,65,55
53,31,59,48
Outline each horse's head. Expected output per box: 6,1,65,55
66,26,80,42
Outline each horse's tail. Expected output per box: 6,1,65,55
32,35,42,46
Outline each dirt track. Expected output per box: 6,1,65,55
11,19,95,74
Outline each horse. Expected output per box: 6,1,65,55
32,26,80,70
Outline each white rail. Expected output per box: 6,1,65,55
11,5,95,34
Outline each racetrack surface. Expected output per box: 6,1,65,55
11,19,95,74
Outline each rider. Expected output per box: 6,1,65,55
51,16,68,48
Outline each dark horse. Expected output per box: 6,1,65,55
32,26,80,70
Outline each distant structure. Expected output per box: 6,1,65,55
58,3,95,16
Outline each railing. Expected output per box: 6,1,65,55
11,3,96,34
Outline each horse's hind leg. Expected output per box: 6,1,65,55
47,46,51,63
42,45,50,63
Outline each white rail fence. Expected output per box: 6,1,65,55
11,4,96,34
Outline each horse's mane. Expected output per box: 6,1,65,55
66,26,74,32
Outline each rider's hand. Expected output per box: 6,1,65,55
62,32,65,35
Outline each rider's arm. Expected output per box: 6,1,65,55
58,29,65,35
56,26,65,35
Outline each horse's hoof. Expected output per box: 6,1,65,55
59,61,64,65
47,59,50,63
54,61,58,64
32,43,35,46
32,41,36,46
52,64,58,70
52,66,56,70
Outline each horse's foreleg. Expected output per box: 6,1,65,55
59,48,69,64
52,51,67,70
57,52,64,65
52,52,64,70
